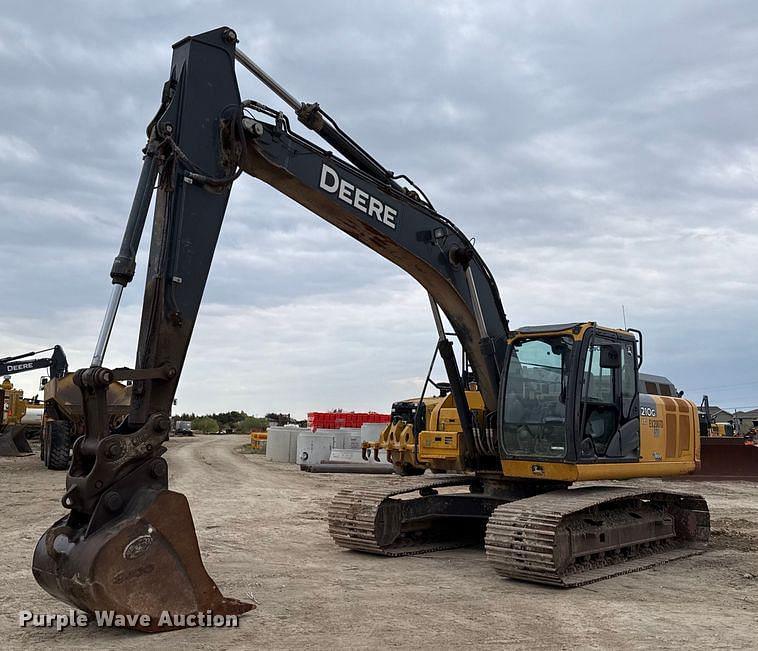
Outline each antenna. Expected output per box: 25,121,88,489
622,304,628,329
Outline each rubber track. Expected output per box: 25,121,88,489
328,475,474,556
485,486,709,587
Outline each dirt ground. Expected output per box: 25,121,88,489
1,434,756,650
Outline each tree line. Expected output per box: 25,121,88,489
174,411,301,434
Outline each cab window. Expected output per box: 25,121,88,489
584,345,613,402
501,337,572,459
579,337,639,459
621,343,636,419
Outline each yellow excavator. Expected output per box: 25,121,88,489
33,27,709,631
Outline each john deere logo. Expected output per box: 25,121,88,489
123,534,153,560
319,164,397,229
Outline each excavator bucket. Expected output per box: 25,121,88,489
33,487,253,632
0,425,33,456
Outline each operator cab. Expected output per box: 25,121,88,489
499,322,640,464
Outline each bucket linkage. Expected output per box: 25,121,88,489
32,367,252,632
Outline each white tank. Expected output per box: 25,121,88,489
337,427,362,449
21,405,43,425
298,430,343,467
266,426,303,463
286,426,300,462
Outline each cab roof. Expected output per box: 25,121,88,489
513,322,632,337
514,323,588,334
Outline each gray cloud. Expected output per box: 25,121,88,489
1,1,756,415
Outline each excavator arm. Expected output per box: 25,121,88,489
33,26,509,630
0,345,68,378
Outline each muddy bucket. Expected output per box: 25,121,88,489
32,487,253,632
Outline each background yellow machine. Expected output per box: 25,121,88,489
0,377,44,456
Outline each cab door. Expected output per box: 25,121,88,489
576,333,639,461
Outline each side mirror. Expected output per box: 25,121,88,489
599,345,621,369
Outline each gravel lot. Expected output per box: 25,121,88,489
1,434,756,649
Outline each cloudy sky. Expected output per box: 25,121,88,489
1,1,756,417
